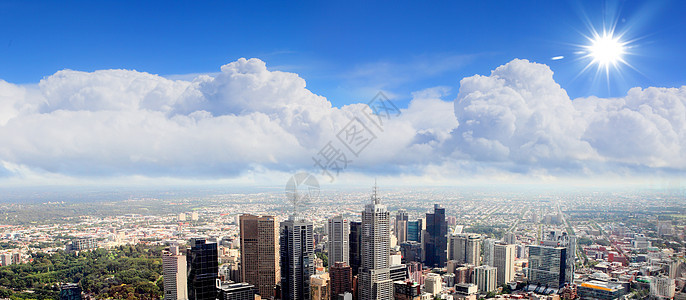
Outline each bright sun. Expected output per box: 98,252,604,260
587,33,626,67
581,29,631,77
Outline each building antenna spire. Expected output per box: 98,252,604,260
372,179,380,204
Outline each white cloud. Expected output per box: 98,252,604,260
577,86,686,168
0,57,684,186
450,58,686,173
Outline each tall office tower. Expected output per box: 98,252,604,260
493,243,515,285
330,262,353,297
239,214,280,297
399,241,422,263
349,221,362,277
280,216,315,300
328,215,350,265
483,238,496,266
310,273,331,300
406,220,421,243
187,238,219,300
541,231,576,285
448,233,482,266
163,245,189,300
423,204,447,268
526,245,567,288
358,186,393,300
395,210,409,243
424,273,442,296
565,235,577,284
474,266,497,293
542,231,576,284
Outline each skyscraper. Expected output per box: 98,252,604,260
650,276,676,299
163,245,188,300
565,235,577,284
423,204,447,268
406,220,422,243
474,266,497,293
328,215,350,265
526,245,567,288
395,210,409,243
239,214,280,297
541,231,576,284
187,238,219,300
482,238,496,267
448,233,481,266
330,262,353,297
349,221,362,277
280,216,315,300
358,186,393,300
493,243,515,285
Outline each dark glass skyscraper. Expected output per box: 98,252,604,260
395,209,409,243
187,238,218,300
280,216,315,300
349,221,362,276
526,245,567,288
423,204,447,268
406,220,421,243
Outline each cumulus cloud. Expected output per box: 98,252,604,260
450,58,686,173
0,57,684,185
0,58,346,178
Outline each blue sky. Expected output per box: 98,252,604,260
0,1,685,188
2,1,684,107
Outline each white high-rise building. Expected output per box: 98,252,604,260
650,276,676,299
449,233,481,266
493,243,515,285
474,265,497,293
358,185,393,300
424,273,442,296
328,215,350,265
162,245,188,300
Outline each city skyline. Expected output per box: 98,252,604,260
0,183,682,299
0,1,684,299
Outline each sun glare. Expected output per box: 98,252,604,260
587,32,626,68
577,25,635,84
